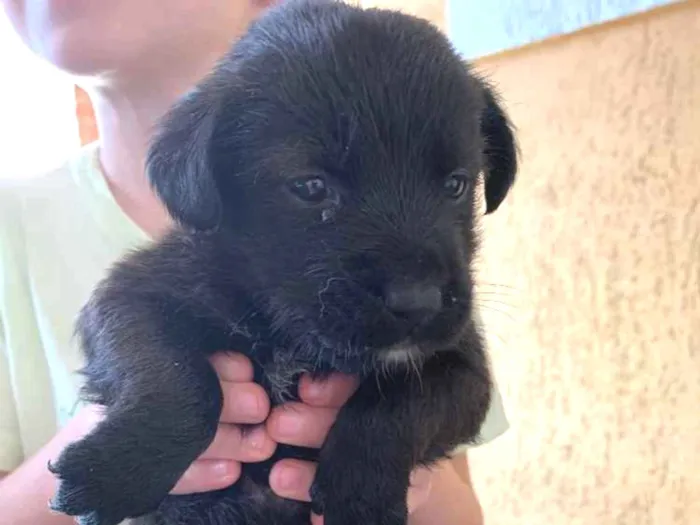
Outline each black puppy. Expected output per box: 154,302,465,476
48,1,518,524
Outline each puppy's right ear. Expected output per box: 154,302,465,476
146,87,222,232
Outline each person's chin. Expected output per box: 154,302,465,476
28,23,127,78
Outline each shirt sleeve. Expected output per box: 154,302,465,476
473,381,509,446
451,379,510,455
0,184,25,472
0,325,23,472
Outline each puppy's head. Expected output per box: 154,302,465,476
147,0,518,370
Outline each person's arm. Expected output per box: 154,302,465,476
0,316,72,524
1,454,483,525
406,383,510,525
0,407,100,525
0,353,273,525
407,455,484,525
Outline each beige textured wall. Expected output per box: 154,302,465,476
363,0,700,523
467,3,700,524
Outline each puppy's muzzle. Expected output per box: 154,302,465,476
383,282,443,326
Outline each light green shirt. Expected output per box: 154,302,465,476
0,142,508,472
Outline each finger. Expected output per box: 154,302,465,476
311,513,324,525
220,381,270,424
406,468,434,514
297,373,359,407
267,403,338,448
269,459,316,502
209,352,254,382
170,459,241,495
199,423,276,463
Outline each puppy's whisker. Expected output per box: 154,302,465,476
475,289,515,298
475,298,518,311
474,298,517,311
484,330,510,348
475,304,518,324
373,370,385,400
409,355,424,395
475,282,520,292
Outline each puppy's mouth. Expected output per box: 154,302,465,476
320,282,469,353
273,271,470,372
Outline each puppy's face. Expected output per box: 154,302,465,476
147,0,517,369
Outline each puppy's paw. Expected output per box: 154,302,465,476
310,460,408,525
49,434,177,525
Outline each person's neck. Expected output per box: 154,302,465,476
84,52,229,240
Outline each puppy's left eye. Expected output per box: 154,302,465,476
444,171,470,200
289,176,329,204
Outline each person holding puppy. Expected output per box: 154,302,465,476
0,1,510,524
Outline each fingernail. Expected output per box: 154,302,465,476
211,460,236,479
239,391,262,418
247,425,268,450
304,380,326,400
272,464,300,492
229,354,252,370
274,410,303,438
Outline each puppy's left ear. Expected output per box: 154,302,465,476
146,86,223,232
480,85,518,214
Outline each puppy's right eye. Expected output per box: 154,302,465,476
289,176,329,204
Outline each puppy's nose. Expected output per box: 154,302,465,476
383,282,443,324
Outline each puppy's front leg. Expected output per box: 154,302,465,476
311,344,492,525
49,291,226,525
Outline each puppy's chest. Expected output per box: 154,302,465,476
238,337,312,405
227,323,338,406
258,351,313,405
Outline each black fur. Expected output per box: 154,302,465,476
48,1,518,524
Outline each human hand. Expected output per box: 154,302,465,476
58,353,433,521
170,352,276,494
265,373,434,524
49,352,273,496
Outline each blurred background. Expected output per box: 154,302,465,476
1,0,698,523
